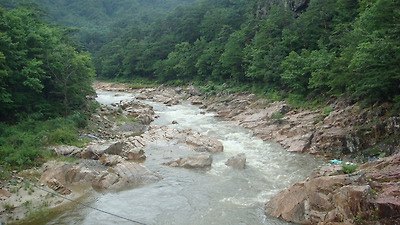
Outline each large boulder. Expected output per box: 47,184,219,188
163,153,213,169
265,152,400,224
92,161,161,190
225,153,246,169
185,134,224,153
265,169,369,224
40,160,161,192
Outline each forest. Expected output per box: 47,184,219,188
0,0,399,168
3,0,400,105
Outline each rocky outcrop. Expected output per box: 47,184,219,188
124,125,223,155
117,100,154,125
40,160,161,192
201,92,400,159
225,153,246,169
93,82,400,225
265,152,400,224
163,153,213,169
93,161,161,190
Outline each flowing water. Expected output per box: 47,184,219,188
41,91,325,225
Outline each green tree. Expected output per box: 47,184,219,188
45,43,95,116
0,6,95,121
220,29,250,83
280,50,311,95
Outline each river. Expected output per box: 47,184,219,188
41,91,325,225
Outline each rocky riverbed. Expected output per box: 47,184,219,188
1,81,399,224
89,82,400,224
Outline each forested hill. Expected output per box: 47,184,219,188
3,0,197,52
3,0,400,107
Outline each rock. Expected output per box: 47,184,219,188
40,161,104,189
92,172,119,190
118,100,155,124
175,87,183,94
99,154,124,166
172,120,178,124
125,148,146,161
83,141,123,159
265,152,400,224
186,85,202,96
185,134,223,153
0,189,11,198
265,171,368,224
137,114,153,125
164,98,179,106
47,178,72,195
163,153,213,168
225,153,246,169
40,160,160,192
80,134,100,140
48,145,81,156
191,98,203,105
108,161,161,190
113,122,146,135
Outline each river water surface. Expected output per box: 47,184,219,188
42,91,325,225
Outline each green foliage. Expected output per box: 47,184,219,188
3,0,400,111
0,5,95,121
280,50,311,95
342,163,359,174
0,116,87,170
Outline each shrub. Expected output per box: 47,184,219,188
342,164,359,174
0,116,87,170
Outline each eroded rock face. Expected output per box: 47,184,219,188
265,152,400,224
202,91,400,159
163,153,213,169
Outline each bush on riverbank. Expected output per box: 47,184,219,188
0,113,90,174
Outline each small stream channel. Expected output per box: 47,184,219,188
42,91,325,225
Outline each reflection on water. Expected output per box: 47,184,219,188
40,91,324,225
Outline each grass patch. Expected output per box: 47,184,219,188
115,115,140,125
2,202,15,211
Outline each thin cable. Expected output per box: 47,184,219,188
26,181,147,225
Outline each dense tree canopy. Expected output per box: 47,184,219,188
4,0,399,105
0,5,95,122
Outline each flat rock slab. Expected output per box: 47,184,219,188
163,153,213,169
